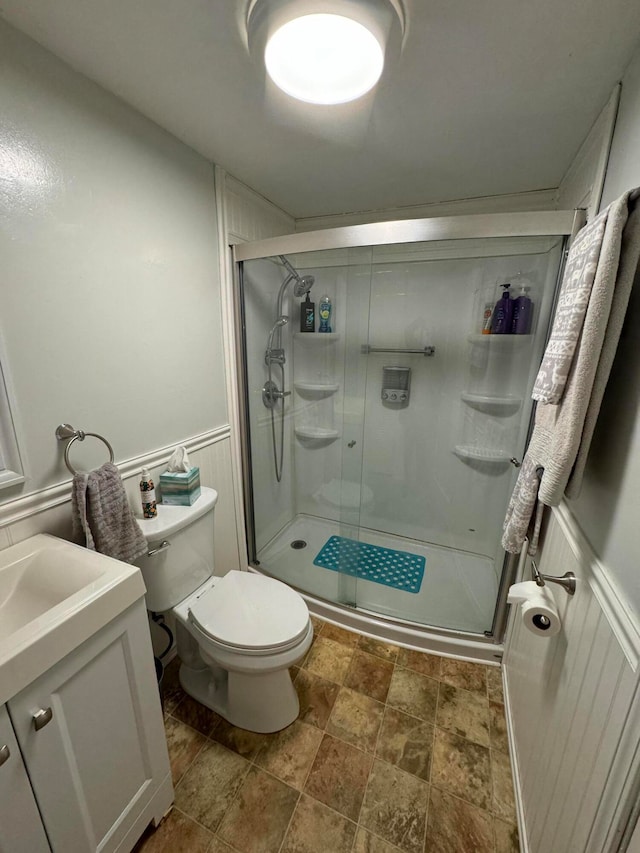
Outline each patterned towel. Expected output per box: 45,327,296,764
72,462,147,563
532,209,608,404
503,188,640,554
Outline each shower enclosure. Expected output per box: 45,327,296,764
233,212,579,659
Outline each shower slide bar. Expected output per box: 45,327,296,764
361,344,435,356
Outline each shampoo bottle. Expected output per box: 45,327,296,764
512,281,533,334
490,284,513,334
140,468,157,518
319,295,332,333
300,294,315,332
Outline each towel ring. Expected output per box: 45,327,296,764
55,423,115,475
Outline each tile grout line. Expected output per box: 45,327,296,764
194,734,253,848
351,654,426,852
355,665,390,841
276,789,302,853
422,671,441,849
166,804,209,829
348,643,391,851
164,711,214,793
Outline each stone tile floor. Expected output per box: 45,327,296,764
135,618,519,853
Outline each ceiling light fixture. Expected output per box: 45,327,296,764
247,0,405,106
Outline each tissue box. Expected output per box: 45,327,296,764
159,466,201,505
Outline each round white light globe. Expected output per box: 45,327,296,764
265,13,384,105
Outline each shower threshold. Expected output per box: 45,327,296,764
254,514,503,665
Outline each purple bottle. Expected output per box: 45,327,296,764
512,284,533,334
490,284,513,334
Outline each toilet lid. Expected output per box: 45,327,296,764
188,571,310,651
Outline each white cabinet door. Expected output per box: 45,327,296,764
0,704,50,853
8,601,171,853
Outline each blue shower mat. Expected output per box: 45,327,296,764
313,535,425,594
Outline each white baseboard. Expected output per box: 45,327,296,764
503,664,529,853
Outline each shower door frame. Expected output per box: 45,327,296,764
232,209,584,654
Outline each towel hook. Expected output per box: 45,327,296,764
55,423,115,475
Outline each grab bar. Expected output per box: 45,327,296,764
361,345,435,356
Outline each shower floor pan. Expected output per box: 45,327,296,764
256,515,497,636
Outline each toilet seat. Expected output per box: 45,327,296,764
187,570,309,654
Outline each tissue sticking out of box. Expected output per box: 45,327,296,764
160,446,201,505
167,445,191,473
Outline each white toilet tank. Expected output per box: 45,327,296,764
135,487,218,612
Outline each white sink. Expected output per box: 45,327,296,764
0,534,145,704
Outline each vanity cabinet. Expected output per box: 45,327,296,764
3,600,172,853
0,704,50,852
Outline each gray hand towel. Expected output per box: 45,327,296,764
72,462,147,563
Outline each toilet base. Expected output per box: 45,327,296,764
179,661,300,733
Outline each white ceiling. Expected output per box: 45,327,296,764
2,0,640,219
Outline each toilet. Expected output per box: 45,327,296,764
135,487,313,733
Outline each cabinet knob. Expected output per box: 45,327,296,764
0,744,9,767
33,707,53,731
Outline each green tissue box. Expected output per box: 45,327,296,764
159,467,201,505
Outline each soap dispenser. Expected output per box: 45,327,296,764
490,284,513,335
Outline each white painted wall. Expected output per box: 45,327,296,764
565,43,640,617
0,19,226,502
557,87,620,217
223,173,295,244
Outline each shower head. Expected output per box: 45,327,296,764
266,315,289,357
279,255,314,294
293,275,315,297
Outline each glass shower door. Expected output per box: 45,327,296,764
347,236,564,634
237,225,568,639
287,248,375,609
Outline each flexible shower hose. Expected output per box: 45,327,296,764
268,359,286,483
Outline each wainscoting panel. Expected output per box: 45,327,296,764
0,428,240,575
223,172,294,244
504,503,640,853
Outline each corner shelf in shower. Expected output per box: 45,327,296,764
460,393,522,415
294,381,340,395
453,445,512,466
467,334,532,345
294,426,340,441
293,333,341,341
